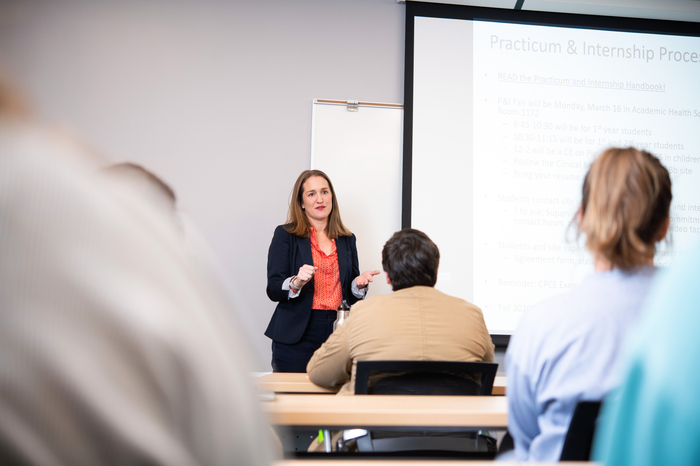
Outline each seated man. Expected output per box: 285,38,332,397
306,228,494,395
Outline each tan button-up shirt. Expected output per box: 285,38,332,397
307,286,495,395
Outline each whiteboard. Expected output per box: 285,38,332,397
311,99,403,298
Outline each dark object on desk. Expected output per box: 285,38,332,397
350,360,499,456
491,334,510,348
498,430,515,455
354,360,498,396
559,400,603,461
289,451,497,460
352,429,497,455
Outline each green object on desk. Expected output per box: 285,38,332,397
317,430,324,443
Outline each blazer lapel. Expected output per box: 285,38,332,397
336,235,348,288
298,236,313,268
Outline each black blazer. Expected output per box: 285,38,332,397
265,225,361,345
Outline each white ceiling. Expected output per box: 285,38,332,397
404,0,700,22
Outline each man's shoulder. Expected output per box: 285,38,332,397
352,286,483,313
419,287,483,311
352,292,395,310
348,291,411,319
381,287,483,315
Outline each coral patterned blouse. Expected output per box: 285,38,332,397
309,227,342,310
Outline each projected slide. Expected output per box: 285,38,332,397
410,12,700,334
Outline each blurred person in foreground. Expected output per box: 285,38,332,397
504,147,672,462
591,242,700,466
306,228,494,395
0,81,276,465
102,161,183,235
101,161,234,302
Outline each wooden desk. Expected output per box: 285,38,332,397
256,373,506,396
493,376,506,395
256,372,337,394
263,394,508,429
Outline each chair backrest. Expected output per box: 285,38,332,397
559,400,603,461
354,360,498,396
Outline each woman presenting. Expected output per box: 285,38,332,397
265,170,380,372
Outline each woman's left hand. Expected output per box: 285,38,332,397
355,270,381,289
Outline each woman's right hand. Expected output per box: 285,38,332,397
293,264,317,288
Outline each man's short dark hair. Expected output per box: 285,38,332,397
382,228,440,291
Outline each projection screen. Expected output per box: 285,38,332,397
403,2,700,340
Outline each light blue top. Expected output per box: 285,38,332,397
505,266,657,462
592,245,700,466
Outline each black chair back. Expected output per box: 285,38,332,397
354,360,498,396
559,400,602,461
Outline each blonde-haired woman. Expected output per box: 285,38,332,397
266,170,380,372
504,147,672,462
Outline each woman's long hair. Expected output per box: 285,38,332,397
284,169,351,239
578,147,672,270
